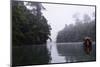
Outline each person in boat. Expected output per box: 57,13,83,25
83,37,92,55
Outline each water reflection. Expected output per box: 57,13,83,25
12,42,96,66
47,42,66,63
12,44,51,66
56,42,96,63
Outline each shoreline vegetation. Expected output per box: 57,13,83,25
12,1,51,46
12,1,96,66
56,13,95,43
12,1,51,66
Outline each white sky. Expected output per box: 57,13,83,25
41,3,95,41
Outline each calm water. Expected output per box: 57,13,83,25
12,42,96,66
47,42,96,63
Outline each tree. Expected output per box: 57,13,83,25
56,13,96,43
12,1,51,45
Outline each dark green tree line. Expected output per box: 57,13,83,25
12,1,51,45
56,14,96,43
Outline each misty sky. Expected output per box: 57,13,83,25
41,3,95,41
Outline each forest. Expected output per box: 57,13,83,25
56,14,96,43
12,1,51,45
12,1,51,66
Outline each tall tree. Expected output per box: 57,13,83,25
12,1,51,45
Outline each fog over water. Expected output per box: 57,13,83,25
42,3,95,41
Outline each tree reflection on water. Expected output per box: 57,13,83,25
57,42,96,63
12,42,96,66
12,44,51,66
